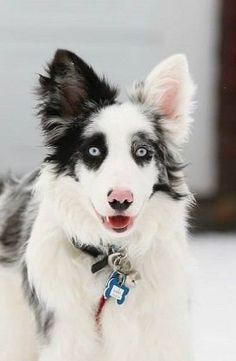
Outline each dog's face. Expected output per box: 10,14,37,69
77,103,159,234
38,50,194,238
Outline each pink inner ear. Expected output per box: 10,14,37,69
158,79,179,118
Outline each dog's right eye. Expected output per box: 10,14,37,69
88,147,101,157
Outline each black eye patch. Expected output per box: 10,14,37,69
131,132,155,166
79,132,108,170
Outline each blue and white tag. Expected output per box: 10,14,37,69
104,272,129,305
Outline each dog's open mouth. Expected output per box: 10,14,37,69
102,215,134,233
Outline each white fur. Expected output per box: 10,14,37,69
0,265,37,361
0,54,195,361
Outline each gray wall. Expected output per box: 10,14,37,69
0,0,219,196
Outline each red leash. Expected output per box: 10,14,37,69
95,295,107,325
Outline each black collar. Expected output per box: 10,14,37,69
78,243,104,258
71,237,104,257
71,238,111,274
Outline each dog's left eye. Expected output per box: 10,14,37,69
135,147,148,157
88,147,101,157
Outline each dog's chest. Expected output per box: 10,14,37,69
93,270,161,361
80,256,158,327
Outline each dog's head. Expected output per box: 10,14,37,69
38,49,194,243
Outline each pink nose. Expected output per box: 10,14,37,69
107,189,133,204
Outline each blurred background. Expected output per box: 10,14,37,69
0,1,235,360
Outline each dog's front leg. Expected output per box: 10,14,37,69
25,209,101,361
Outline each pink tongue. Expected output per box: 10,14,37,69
108,216,130,229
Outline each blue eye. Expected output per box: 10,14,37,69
136,147,148,157
88,147,101,157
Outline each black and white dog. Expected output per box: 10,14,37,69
0,49,195,361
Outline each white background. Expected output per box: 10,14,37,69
0,1,220,196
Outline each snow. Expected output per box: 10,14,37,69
191,234,236,361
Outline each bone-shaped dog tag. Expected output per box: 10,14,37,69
104,272,129,305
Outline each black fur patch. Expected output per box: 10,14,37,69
131,131,155,166
0,179,4,195
131,128,186,200
79,132,108,170
22,263,54,339
0,171,39,264
151,117,187,200
37,49,118,176
0,195,30,262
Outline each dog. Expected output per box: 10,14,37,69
0,49,195,361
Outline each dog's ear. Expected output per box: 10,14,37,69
131,55,195,146
38,49,117,118
38,49,117,145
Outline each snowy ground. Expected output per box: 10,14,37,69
191,234,236,361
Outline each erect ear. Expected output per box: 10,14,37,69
131,54,195,146
38,49,117,119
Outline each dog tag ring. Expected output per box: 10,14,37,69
108,253,132,274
